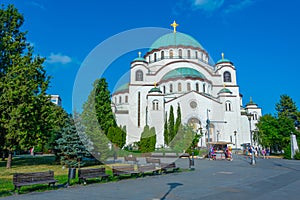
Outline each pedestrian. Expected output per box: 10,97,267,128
266,148,270,159
261,148,266,159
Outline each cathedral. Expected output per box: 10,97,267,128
111,21,262,149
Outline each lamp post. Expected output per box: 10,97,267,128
247,113,255,165
217,131,220,142
206,109,211,152
234,131,237,154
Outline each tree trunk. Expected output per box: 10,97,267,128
6,151,12,169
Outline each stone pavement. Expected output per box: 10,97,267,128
2,155,300,200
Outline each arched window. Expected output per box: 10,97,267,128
187,83,191,91
203,84,206,93
196,83,199,92
179,49,182,58
195,51,198,59
224,71,232,82
163,86,166,94
161,51,164,59
187,50,191,59
225,101,232,111
135,70,143,81
253,112,258,120
115,97,117,104
125,96,128,103
178,82,182,92
154,53,157,62
152,100,159,110
170,84,173,93
169,50,173,58
119,96,122,104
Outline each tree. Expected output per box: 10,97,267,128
107,126,126,148
169,124,195,152
163,112,169,146
168,105,175,142
0,5,61,168
94,78,116,135
56,115,88,168
81,79,111,162
275,94,299,128
174,104,181,136
139,125,156,153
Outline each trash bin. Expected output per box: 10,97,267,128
68,168,76,179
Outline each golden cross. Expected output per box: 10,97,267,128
154,82,157,87
138,51,141,58
170,20,179,33
221,52,224,59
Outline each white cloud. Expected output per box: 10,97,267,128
46,53,72,65
223,0,254,14
28,1,46,10
193,0,225,12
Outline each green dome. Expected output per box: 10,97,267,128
149,87,162,93
162,67,206,81
218,88,232,94
115,83,129,93
133,57,146,62
216,58,232,64
149,32,203,51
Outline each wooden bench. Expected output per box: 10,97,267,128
124,156,138,164
164,152,178,158
160,162,179,173
151,152,164,157
112,165,139,179
13,170,57,192
78,167,109,184
146,157,161,165
138,164,159,176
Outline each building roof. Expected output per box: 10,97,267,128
161,67,206,81
218,88,232,94
115,83,129,93
148,87,162,93
149,32,203,51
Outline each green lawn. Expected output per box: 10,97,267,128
0,155,110,197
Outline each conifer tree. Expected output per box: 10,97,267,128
94,78,117,134
56,115,88,168
163,112,169,146
174,104,182,135
168,105,175,142
139,125,156,153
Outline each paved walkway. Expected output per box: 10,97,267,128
3,155,300,200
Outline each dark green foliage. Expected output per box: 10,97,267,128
139,125,156,153
168,106,175,142
94,78,116,134
163,112,169,145
0,5,66,168
174,104,181,135
169,124,195,152
257,95,299,156
107,126,126,148
81,80,111,162
56,115,88,168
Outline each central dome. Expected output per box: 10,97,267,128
149,32,203,51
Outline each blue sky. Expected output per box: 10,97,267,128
2,0,300,115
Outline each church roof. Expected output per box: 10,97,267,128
161,67,206,81
115,83,129,93
148,87,162,93
149,32,203,51
218,88,232,94
133,57,146,62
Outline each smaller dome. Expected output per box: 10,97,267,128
218,88,232,94
133,57,146,62
216,53,232,64
246,97,257,106
148,87,162,93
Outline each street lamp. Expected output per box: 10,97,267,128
234,131,237,151
247,113,255,165
217,131,220,142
